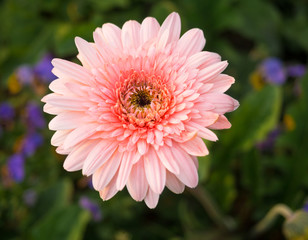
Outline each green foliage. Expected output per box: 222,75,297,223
31,205,90,240
222,85,282,152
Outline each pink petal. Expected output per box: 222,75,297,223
75,37,103,68
179,136,209,156
166,172,185,194
141,17,160,44
121,20,141,50
144,188,159,209
208,74,235,93
63,140,97,172
186,122,218,141
82,139,118,176
42,94,87,111
116,151,134,190
198,112,219,126
201,93,239,114
144,147,166,194
176,28,205,57
92,151,122,190
51,58,93,85
208,115,231,129
99,172,119,201
172,144,199,188
43,103,63,115
49,112,86,130
156,145,180,175
137,139,148,155
63,123,98,149
102,23,122,49
198,61,228,83
158,12,181,44
51,130,71,146
127,159,148,201
187,51,221,68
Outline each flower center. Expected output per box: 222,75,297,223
113,70,173,128
130,89,152,108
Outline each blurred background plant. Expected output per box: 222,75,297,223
1,0,308,239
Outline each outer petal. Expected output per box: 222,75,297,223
208,115,232,129
121,20,141,50
176,28,205,57
83,140,118,176
207,74,235,93
140,17,160,44
144,188,159,209
99,172,119,201
198,61,228,83
116,151,135,190
102,23,122,49
201,93,239,114
144,147,166,194
49,112,86,130
127,159,148,201
63,123,98,150
172,144,199,188
75,37,103,68
158,12,181,44
51,130,71,146
51,58,93,85
178,136,209,156
63,140,98,172
156,145,180,175
187,51,221,69
166,171,185,194
92,151,122,190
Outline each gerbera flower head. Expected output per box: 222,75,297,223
42,12,239,208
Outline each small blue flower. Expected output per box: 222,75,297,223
79,196,102,222
22,132,44,157
7,154,25,182
16,65,35,85
261,58,286,85
25,102,45,129
0,102,15,122
34,54,55,83
287,64,306,78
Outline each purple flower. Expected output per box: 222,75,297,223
261,58,286,85
257,128,281,152
17,65,35,85
79,196,102,222
88,177,94,189
287,64,306,78
303,201,308,212
7,154,25,182
34,54,55,83
25,102,45,129
23,189,37,206
22,132,44,157
0,102,15,121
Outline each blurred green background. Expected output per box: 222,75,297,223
1,0,308,239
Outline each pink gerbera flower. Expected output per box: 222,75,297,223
42,12,239,208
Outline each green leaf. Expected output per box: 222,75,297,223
34,179,73,219
31,205,90,240
221,85,282,152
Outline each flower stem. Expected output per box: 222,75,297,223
250,204,293,238
188,186,236,232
